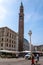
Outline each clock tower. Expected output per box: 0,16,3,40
18,2,24,51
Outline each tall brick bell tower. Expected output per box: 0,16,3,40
18,2,24,51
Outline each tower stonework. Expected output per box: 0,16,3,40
18,2,24,51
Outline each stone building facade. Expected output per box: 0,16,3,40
0,27,18,51
34,45,43,52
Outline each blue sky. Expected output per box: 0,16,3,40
0,0,43,45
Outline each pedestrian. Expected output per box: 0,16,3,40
31,54,35,65
36,54,39,61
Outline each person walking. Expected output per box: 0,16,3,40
31,54,35,65
37,54,39,61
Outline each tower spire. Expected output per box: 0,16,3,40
20,2,23,8
21,2,23,6
20,2,24,13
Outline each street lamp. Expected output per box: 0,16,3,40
28,30,32,52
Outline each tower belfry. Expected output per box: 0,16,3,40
18,2,24,51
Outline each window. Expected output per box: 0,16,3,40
10,33,11,37
1,43,3,47
12,40,13,43
7,39,8,42
12,45,13,47
1,28,4,36
2,38,3,41
6,43,8,47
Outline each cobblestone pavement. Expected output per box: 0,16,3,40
0,58,25,62
0,57,43,65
